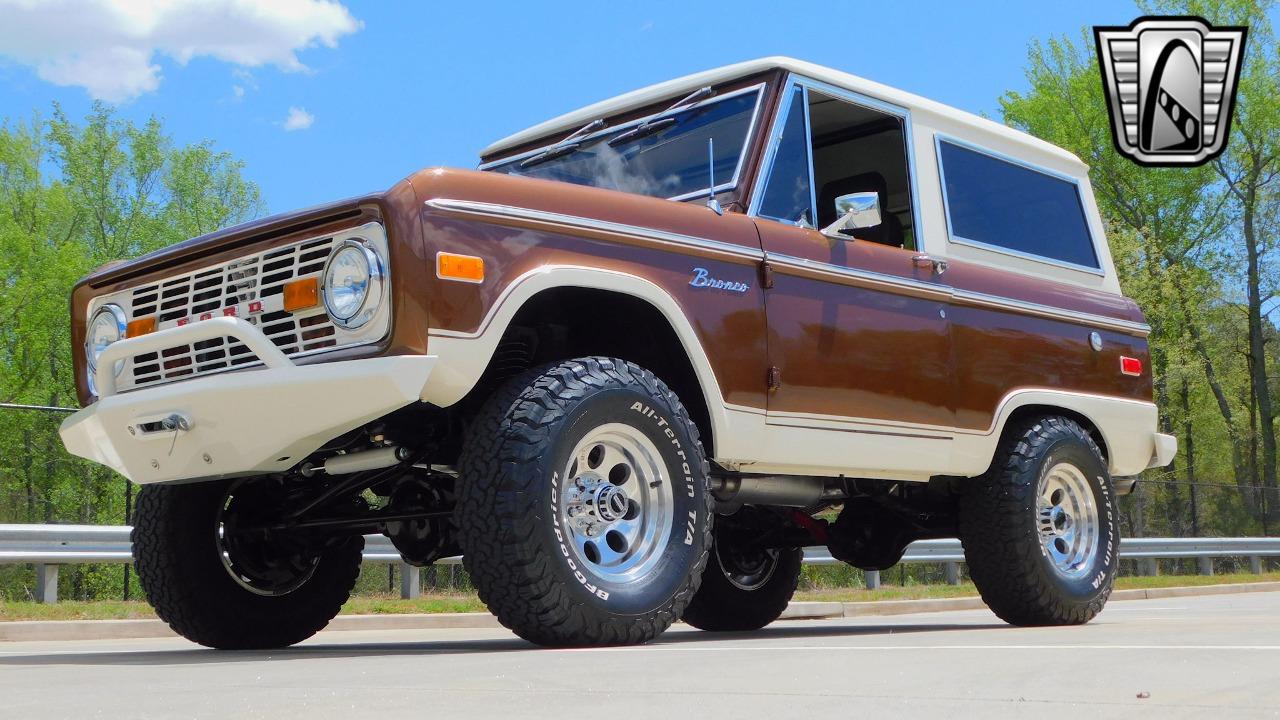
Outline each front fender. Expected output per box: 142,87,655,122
421,265,732,453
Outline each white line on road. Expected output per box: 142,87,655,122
567,644,1280,652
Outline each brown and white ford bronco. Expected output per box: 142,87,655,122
60,57,1176,648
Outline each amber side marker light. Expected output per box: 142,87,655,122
437,252,485,283
126,316,156,337
1121,356,1144,376
284,277,320,312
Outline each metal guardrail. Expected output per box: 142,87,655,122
2,524,1277,603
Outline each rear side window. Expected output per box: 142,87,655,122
937,140,1099,270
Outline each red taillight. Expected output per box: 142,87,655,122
1121,356,1143,376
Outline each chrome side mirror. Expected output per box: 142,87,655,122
820,191,882,239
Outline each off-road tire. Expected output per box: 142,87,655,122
959,416,1118,626
682,543,802,632
132,479,363,649
456,357,713,646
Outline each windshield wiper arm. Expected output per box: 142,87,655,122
519,118,607,169
607,86,716,147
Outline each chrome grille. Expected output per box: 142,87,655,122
126,236,340,390
87,222,391,395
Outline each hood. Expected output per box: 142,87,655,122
405,167,763,256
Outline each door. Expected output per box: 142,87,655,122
750,81,955,477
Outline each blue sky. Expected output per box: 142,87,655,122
0,0,1195,214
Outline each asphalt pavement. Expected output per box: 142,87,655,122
2,591,1278,719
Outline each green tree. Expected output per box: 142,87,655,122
999,4,1280,532
1149,0,1280,524
0,103,262,600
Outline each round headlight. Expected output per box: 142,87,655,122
86,304,126,376
322,240,384,329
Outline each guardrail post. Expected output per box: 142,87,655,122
399,561,420,600
944,562,960,585
35,564,58,603
1197,557,1214,576
1250,556,1263,574
1139,558,1159,576
865,570,881,590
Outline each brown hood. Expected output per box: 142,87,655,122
404,166,763,253
77,195,385,291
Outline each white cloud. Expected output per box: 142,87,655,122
0,0,361,102
230,68,256,101
282,106,314,131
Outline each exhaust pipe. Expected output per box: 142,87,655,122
711,475,845,512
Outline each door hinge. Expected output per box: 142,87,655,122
767,366,782,391
760,260,774,289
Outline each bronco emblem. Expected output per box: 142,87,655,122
689,267,749,293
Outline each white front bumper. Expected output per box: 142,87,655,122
60,318,435,484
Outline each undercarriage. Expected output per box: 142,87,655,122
219,404,964,579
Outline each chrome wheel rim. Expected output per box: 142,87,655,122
1036,462,1100,579
560,422,673,584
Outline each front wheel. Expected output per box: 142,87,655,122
132,477,363,649
959,416,1118,626
456,357,713,647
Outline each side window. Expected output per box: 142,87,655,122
808,90,916,250
937,140,1099,270
757,87,814,226
756,84,917,250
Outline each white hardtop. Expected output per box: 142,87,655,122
481,56,1087,174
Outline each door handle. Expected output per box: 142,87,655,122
912,254,948,275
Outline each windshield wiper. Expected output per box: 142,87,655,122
519,118,607,169
607,86,716,147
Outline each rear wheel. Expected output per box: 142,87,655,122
959,416,1118,626
132,477,363,649
456,357,713,646
682,518,802,632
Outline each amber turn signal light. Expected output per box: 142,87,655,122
437,252,485,283
283,277,320,312
126,316,156,337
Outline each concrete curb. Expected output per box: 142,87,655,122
0,619,176,642
1112,580,1280,600
4,581,1279,643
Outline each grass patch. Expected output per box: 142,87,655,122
795,584,983,603
4,572,1279,621
0,600,157,622
340,593,487,615
0,593,487,622
1113,571,1280,589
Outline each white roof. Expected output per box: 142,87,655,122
481,56,1084,169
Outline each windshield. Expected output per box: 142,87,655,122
486,87,763,201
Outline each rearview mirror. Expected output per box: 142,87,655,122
821,191,882,239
